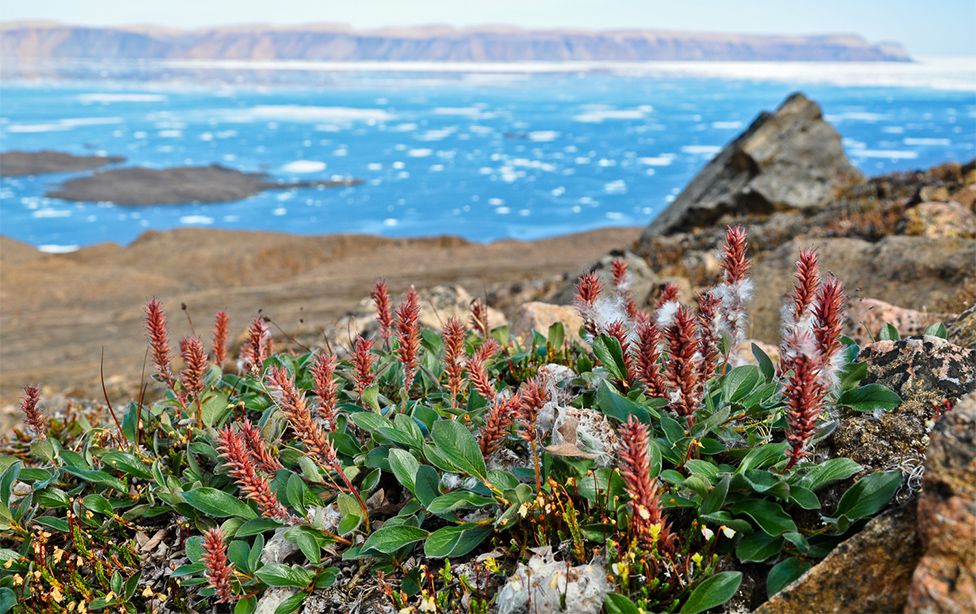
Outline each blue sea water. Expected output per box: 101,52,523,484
1,61,974,251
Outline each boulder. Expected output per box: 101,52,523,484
903,201,976,238
906,391,976,613
640,92,862,240
950,184,976,211
753,504,921,614
510,302,585,346
549,251,657,308
946,303,976,350
828,337,976,479
845,298,950,344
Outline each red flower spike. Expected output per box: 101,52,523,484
442,317,467,407
516,373,550,444
470,299,490,339
311,352,339,428
20,384,46,441
202,528,237,603
784,354,827,470
574,273,603,336
791,250,820,321
696,291,721,380
395,287,422,395
478,391,521,456
664,305,702,424
655,282,681,310
617,417,674,553
211,311,229,366
372,280,394,348
812,275,845,371
466,340,498,401
633,321,666,398
239,418,283,474
266,366,340,470
145,298,174,385
241,317,271,374
351,336,376,398
216,425,295,523
721,225,750,286
179,336,208,399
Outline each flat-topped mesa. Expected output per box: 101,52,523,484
46,164,362,205
639,92,864,242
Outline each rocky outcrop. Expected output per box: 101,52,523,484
639,93,863,240
903,201,976,238
753,504,921,614
845,298,951,344
510,302,585,346
47,164,361,205
946,303,976,351
0,150,124,176
906,391,976,613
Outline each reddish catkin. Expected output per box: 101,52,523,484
633,321,667,398
216,426,295,523
516,373,550,443
791,250,820,321
470,299,490,339
611,259,641,321
239,418,283,474
812,275,845,370
179,336,208,399
466,340,498,401
145,298,174,384
20,384,46,441
211,311,229,366
618,417,674,553
784,355,827,470
721,224,750,286
266,367,340,472
664,305,702,424
395,287,422,394
696,291,721,380
241,317,271,373
574,273,603,337
604,320,635,386
655,282,680,309
310,352,339,428
371,280,394,348
351,336,376,398
478,391,521,456
442,317,467,407
202,528,237,603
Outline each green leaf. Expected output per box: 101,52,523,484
879,323,900,341
201,391,230,427
285,473,309,517
788,486,821,510
424,523,492,558
729,499,797,536
596,381,653,424
699,475,729,516
604,593,641,614
255,562,313,588
427,491,495,515
185,535,204,563
285,526,322,565
924,322,947,339
234,596,257,614
430,420,487,480
735,532,783,563
349,412,388,434
738,442,789,473
61,466,127,493
274,593,306,614
832,470,901,522
752,343,775,381
182,487,257,519
802,458,862,491
0,587,16,614
722,365,760,403
236,518,284,537
679,571,742,614
836,384,900,413
547,322,565,350
98,452,153,479
388,448,421,495
767,558,812,598
592,335,628,383
82,494,116,516
361,525,429,554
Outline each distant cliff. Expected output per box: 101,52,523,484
0,22,911,63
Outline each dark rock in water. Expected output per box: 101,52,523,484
639,92,863,241
46,164,362,205
753,504,921,614
907,390,976,613
0,150,125,177
828,336,976,479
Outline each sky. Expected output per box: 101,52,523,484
2,0,975,57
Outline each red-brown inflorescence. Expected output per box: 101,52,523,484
239,417,283,474
664,305,702,425
145,298,174,386
310,352,338,428
20,384,46,441
696,291,721,380
713,225,753,351
790,250,820,322
179,336,208,399
202,528,237,603
721,225,750,286
655,282,680,310
516,373,550,444
266,366,339,471
351,336,375,398
211,311,230,366
395,287,421,394
470,299,490,339
442,317,467,407
617,417,674,553
241,317,271,373
371,280,394,349
783,354,827,470
217,425,295,523
779,250,822,377
611,259,641,322
812,275,845,381
466,339,499,401
633,321,666,398
478,391,522,457
604,320,635,387
574,272,603,337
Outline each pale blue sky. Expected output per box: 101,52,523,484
3,0,975,56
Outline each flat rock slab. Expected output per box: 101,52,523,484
46,164,362,205
0,150,125,177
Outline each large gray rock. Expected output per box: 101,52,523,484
640,92,862,240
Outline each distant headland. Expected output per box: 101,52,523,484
0,21,911,63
